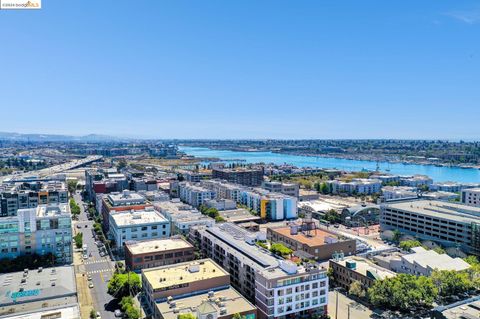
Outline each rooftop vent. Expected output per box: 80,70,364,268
188,264,200,273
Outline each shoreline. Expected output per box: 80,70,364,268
180,146,480,171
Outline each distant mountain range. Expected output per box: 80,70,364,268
0,132,126,142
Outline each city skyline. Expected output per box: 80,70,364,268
1,1,479,139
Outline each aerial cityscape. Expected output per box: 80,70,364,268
1,1,480,319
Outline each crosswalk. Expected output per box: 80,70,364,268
86,268,114,275
83,258,112,265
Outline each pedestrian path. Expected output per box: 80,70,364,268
84,258,111,265
86,268,115,275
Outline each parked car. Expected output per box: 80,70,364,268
88,282,94,288
114,309,123,317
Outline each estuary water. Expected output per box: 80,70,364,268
179,146,480,184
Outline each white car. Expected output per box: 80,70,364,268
83,254,88,259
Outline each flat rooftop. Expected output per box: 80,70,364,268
126,238,193,255
218,208,261,223
107,191,146,205
465,188,480,194
269,226,341,247
384,200,480,224
110,208,167,227
0,266,76,307
142,259,229,290
333,257,396,280
154,200,199,215
2,304,81,319
156,287,256,319
403,247,470,272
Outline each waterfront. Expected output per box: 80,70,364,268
180,146,480,184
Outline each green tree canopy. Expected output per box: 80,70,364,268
399,240,422,251
178,314,196,319
349,280,366,298
368,274,438,311
107,272,142,299
430,270,473,297
270,243,293,257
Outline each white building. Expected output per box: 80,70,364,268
178,182,216,207
154,199,214,235
262,181,300,197
399,175,433,187
327,178,381,195
374,246,470,276
429,182,463,193
462,188,480,207
382,186,417,201
108,208,170,248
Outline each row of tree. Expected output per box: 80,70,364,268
69,198,80,217
198,205,225,222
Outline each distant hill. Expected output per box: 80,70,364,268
0,132,125,142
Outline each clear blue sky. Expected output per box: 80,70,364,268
1,1,479,139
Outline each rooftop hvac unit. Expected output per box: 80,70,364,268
219,307,227,315
189,264,200,273
208,291,215,298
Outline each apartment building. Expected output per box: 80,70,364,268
381,186,418,201
399,175,433,187
154,199,214,235
380,200,480,255
190,223,329,319
329,256,395,291
241,188,297,221
462,188,480,207
108,207,170,249
370,174,401,185
212,167,264,187
204,199,237,211
262,181,300,198
267,225,356,261
0,204,72,263
201,179,245,202
429,182,463,193
178,182,216,207
125,237,195,271
0,181,68,217
183,171,212,182
100,191,150,231
327,179,381,195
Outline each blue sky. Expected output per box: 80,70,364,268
1,1,479,139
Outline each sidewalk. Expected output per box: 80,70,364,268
328,290,373,319
74,251,94,319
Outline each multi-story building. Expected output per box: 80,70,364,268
141,259,231,317
381,186,418,201
380,200,480,255
190,223,329,319
178,182,216,207
204,199,237,211
267,225,356,261
329,256,395,291
201,179,245,202
370,174,401,185
0,204,72,263
326,179,381,195
262,181,299,198
241,188,297,221
108,207,170,249
430,182,463,193
399,175,433,188
125,237,195,271
100,191,150,231
183,171,212,183
462,188,480,207
212,167,264,187
0,266,78,317
154,199,214,235
0,181,68,217
131,178,158,192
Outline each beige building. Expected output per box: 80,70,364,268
125,237,195,271
142,259,231,318
267,225,356,260
329,256,395,292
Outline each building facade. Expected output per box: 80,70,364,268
0,204,72,263
462,188,480,207
212,168,264,187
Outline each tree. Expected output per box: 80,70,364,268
432,246,446,254
69,198,81,217
392,229,402,243
232,313,246,319
178,314,196,319
107,272,142,299
399,240,422,251
117,159,128,170
73,232,83,249
430,270,472,297
349,280,366,298
67,179,78,195
120,296,141,319
323,209,341,224
320,182,330,194
89,309,97,319
368,274,438,311
270,243,293,257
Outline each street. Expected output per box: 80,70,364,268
73,191,117,319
